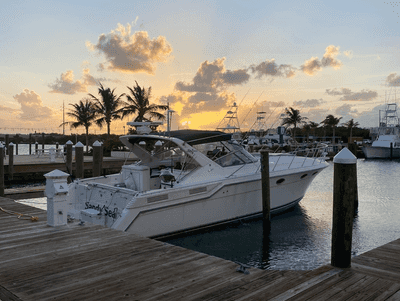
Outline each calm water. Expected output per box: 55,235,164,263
18,159,400,270
8,144,63,155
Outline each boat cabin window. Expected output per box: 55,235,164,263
207,141,256,167
131,138,199,171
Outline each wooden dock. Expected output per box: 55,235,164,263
1,155,137,183
0,197,400,300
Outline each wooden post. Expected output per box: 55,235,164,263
42,133,45,150
15,141,18,155
5,134,9,155
331,147,357,268
92,141,102,177
35,141,38,155
66,140,73,176
56,142,59,150
260,150,271,232
29,134,32,155
75,142,84,179
8,143,14,180
249,141,254,153
0,144,4,196
99,142,103,175
390,142,393,160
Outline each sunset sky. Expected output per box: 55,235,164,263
1,0,400,135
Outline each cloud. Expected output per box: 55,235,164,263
325,88,378,101
386,73,400,87
335,104,358,116
301,45,342,76
321,45,342,69
175,58,249,93
301,57,322,76
343,50,353,59
325,88,352,96
48,68,103,94
267,101,286,107
250,59,296,79
13,89,54,121
220,69,251,85
293,98,326,108
86,23,172,74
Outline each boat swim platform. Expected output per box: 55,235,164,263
1,155,137,181
0,197,399,301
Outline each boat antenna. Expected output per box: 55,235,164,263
63,100,65,136
240,91,264,132
215,88,250,131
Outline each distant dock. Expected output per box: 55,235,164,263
0,197,399,300
1,154,137,183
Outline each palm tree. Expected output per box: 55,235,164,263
122,81,169,124
89,83,125,138
301,123,312,143
281,107,308,143
343,118,360,144
308,121,319,140
321,115,342,144
60,98,96,152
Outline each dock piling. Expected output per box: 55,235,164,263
29,133,32,155
66,140,73,176
0,144,4,196
5,134,9,155
8,143,14,181
92,141,102,177
75,142,84,179
42,132,45,150
390,142,393,160
331,147,357,268
35,141,38,155
260,150,271,232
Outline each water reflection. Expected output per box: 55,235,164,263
161,160,400,270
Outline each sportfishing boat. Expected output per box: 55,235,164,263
66,125,329,238
362,102,400,159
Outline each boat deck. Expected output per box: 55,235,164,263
0,196,399,300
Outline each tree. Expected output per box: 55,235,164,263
321,115,342,144
308,121,320,140
343,118,360,143
301,123,312,143
281,107,308,143
60,98,96,152
89,83,125,138
122,81,169,123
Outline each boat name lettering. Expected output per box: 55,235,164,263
84,202,118,218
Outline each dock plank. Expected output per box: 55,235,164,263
1,197,400,300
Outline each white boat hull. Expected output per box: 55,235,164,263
69,165,324,238
362,145,400,159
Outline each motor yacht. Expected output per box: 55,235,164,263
66,127,329,238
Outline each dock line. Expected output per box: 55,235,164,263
0,206,39,221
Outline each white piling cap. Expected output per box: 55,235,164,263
66,140,73,145
75,141,84,147
333,147,357,164
93,140,102,147
9,142,14,146
155,140,162,146
44,169,70,179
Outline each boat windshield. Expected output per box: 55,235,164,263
133,138,199,170
194,140,256,167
